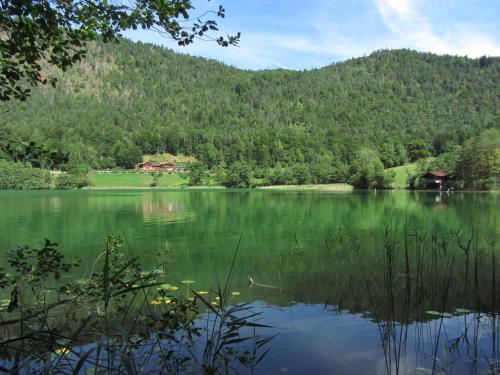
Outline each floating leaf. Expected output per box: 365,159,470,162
280,367,289,372
159,296,172,303
157,284,178,291
231,292,240,296
215,296,220,300
181,280,195,284
197,290,209,295
441,312,453,318
54,347,70,355
211,301,219,306
455,308,473,314
150,300,162,305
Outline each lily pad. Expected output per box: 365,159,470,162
197,290,209,295
54,347,70,355
455,308,473,314
181,280,195,284
157,284,178,291
231,292,240,296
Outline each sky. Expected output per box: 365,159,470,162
123,0,500,70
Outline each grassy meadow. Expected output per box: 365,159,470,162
386,163,417,189
89,172,188,188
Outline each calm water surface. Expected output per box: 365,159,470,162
0,189,498,374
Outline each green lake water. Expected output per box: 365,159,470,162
0,189,499,373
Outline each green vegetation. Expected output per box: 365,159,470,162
385,160,434,188
0,160,89,190
386,163,416,189
454,128,500,189
0,159,51,189
186,162,208,186
0,0,239,101
1,39,498,189
54,173,90,189
90,172,187,188
224,161,254,188
349,148,387,188
0,236,270,373
404,129,500,190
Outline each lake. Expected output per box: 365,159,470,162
0,189,498,374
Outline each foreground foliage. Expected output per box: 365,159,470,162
0,236,270,373
0,0,239,101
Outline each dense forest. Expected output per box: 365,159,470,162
0,39,498,188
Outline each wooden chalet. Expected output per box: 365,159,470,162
421,170,449,190
138,161,176,172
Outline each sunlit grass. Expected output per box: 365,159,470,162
259,183,353,191
89,172,188,188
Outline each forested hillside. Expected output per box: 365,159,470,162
0,38,499,186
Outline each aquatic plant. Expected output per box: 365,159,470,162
0,235,272,373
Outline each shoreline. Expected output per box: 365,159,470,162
258,184,354,192
83,185,226,190
83,185,497,193
84,183,356,192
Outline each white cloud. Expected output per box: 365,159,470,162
376,0,416,25
374,0,500,57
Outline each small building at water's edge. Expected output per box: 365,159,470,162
421,170,449,190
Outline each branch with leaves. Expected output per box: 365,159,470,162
0,0,240,101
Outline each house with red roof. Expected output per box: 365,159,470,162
421,170,449,190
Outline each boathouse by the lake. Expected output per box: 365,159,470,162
421,170,449,190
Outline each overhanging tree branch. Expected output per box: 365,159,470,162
0,0,240,101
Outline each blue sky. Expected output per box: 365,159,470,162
123,0,500,70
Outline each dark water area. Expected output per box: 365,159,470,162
0,189,498,373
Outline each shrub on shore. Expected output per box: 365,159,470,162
54,173,90,189
0,160,51,190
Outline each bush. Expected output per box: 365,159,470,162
0,159,51,190
224,161,253,188
186,162,207,186
54,173,89,189
265,166,296,185
149,171,163,187
349,148,387,189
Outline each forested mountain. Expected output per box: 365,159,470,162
1,38,499,182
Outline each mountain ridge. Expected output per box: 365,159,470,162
1,38,498,174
